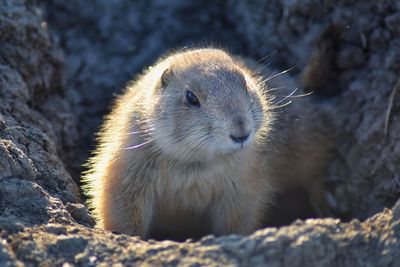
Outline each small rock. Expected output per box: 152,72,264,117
54,237,87,255
66,203,96,227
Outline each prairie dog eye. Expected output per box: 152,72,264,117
185,91,201,107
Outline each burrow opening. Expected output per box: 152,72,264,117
39,1,399,242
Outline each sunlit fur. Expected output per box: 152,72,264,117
82,48,274,238
82,48,332,239
152,49,271,162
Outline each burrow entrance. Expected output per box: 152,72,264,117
40,0,400,241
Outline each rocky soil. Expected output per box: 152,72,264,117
0,0,399,266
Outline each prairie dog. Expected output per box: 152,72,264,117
83,48,332,240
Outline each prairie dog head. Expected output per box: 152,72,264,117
150,48,271,162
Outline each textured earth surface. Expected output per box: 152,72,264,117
0,0,399,266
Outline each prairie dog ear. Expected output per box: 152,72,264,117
161,68,173,88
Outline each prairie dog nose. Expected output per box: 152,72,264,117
229,116,251,144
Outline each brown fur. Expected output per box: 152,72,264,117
83,48,332,240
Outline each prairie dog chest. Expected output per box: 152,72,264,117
153,157,254,209
149,158,255,240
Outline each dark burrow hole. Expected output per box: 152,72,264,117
65,60,346,243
